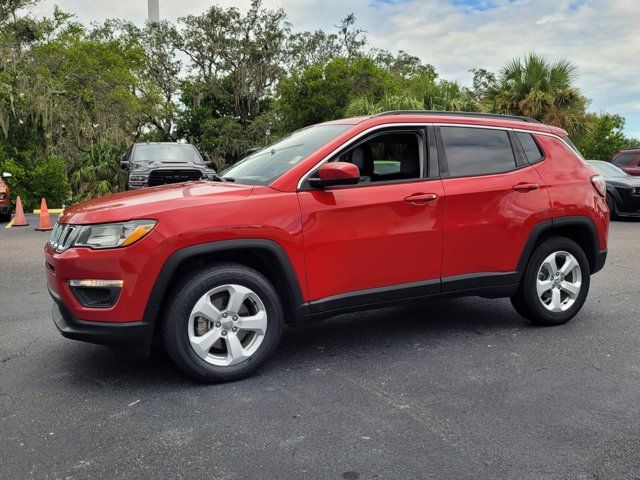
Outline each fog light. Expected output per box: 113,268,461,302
68,279,123,308
68,279,124,288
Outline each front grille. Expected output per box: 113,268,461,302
49,222,76,252
148,169,202,187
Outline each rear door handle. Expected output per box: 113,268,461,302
512,183,539,192
404,193,438,204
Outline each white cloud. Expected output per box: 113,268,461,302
33,0,640,137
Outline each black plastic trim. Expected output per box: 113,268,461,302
441,271,520,292
69,285,121,308
49,284,154,356
144,239,307,319
308,278,441,314
375,110,541,124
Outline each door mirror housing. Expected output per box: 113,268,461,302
120,154,129,169
2,172,11,179
309,162,360,189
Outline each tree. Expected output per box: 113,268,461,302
176,0,289,127
575,113,638,161
484,54,591,141
277,57,392,132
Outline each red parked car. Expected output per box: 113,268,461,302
0,172,12,222
611,148,640,175
45,111,609,382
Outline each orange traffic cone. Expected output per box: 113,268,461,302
35,198,53,231
12,196,28,227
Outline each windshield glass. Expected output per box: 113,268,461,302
588,161,626,178
222,124,351,185
133,144,203,163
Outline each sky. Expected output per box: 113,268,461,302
33,0,640,139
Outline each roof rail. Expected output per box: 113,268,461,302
375,110,542,124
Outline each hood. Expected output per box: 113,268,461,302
605,176,640,188
60,181,253,224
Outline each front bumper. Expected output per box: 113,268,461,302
49,284,155,355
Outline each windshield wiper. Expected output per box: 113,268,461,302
223,176,236,182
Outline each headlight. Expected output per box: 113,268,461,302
71,220,156,250
129,174,148,182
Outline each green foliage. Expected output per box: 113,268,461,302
0,1,636,203
484,54,591,142
0,156,70,209
575,113,637,161
70,141,126,202
278,57,393,132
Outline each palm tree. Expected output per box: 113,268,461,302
345,80,476,116
485,54,591,141
70,142,126,202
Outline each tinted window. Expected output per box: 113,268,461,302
133,144,202,163
441,127,516,177
516,132,544,163
613,153,638,167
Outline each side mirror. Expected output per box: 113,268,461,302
308,162,360,189
203,153,214,168
2,172,11,179
120,154,129,169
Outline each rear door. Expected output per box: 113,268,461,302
437,126,551,289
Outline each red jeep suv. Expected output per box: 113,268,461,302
45,111,609,382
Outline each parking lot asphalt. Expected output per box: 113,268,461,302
1,214,640,479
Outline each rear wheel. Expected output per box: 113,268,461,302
163,263,284,382
510,237,590,326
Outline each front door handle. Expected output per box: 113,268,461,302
512,183,539,192
404,193,438,204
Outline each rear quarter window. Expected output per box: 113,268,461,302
516,132,544,163
440,127,517,177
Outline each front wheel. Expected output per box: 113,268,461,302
163,263,284,382
511,237,590,326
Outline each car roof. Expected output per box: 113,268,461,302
319,111,565,136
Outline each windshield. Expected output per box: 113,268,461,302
588,161,626,178
133,144,203,163
222,124,351,185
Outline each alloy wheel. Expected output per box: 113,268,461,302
187,284,268,366
536,250,582,313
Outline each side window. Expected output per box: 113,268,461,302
613,153,637,167
337,132,422,183
516,132,544,163
440,127,517,177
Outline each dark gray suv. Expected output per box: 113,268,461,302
121,142,218,189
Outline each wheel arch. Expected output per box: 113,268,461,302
517,216,604,277
145,239,307,334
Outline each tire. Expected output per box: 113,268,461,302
606,194,617,219
0,212,10,223
163,263,284,382
510,237,590,326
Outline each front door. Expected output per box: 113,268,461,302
297,128,444,311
